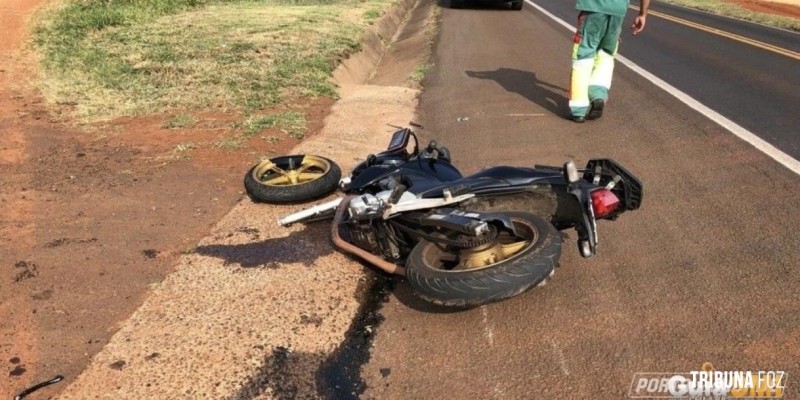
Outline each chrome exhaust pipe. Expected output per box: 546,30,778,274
331,195,406,276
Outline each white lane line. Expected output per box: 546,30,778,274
524,0,800,176
480,305,495,346
549,338,571,376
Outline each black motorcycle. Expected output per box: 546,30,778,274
244,127,643,306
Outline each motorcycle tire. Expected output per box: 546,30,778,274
244,154,341,204
406,212,561,307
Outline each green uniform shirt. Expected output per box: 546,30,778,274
576,0,629,17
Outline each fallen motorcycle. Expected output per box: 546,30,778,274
244,127,643,306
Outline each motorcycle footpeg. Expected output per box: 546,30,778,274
408,210,516,237
564,160,580,184
420,212,490,236
579,240,594,258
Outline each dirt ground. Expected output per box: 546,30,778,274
0,1,335,396
728,0,800,18
1,0,798,398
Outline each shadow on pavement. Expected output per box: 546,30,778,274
466,68,568,117
195,223,334,268
196,221,479,315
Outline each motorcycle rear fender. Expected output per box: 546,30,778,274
467,182,598,256
466,186,586,229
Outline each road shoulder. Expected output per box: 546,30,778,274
54,0,438,397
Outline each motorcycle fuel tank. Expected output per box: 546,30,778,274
347,158,463,193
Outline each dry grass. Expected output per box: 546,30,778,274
661,0,800,31
34,0,394,123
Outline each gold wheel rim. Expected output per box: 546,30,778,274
457,240,530,270
422,217,537,272
252,155,330,186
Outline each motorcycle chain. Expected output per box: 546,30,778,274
450,225,499,248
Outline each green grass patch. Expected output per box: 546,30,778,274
163,114,196,129
242,111,307,139
364,8,382,22
172,142,197,159
410,63,432,83
34,0,395,122
215,137,244,150
658,0,800,31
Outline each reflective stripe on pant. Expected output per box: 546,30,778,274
569,11,622,117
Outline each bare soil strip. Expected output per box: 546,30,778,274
54,0,438,397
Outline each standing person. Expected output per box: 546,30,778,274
568,0,649,122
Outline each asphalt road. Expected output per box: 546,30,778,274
534,0,800,159
361,2,800,398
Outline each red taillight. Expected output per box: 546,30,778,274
591,189,620,218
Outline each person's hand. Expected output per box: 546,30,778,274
631,15,647,35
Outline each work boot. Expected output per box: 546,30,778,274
587,99,605,120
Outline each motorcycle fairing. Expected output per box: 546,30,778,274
348,158,463,193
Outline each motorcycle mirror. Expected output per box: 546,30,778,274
439,146,452,162
564,160,580,183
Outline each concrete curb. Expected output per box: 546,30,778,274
333,0,417,85
56,0,423,398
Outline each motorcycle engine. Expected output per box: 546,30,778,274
347,192,386,220
344,218,401,260
346,221,382,255
345,189,405,260
348,185,415,220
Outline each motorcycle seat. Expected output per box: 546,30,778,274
416,166,563,198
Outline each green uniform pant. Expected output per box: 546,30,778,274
569,11,623,118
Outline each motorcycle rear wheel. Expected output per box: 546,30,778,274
406,212,561,307
244,155,341,204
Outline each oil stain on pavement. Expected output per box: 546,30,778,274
229,272,395,400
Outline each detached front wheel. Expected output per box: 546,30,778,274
244,155,341,204
406,212,561,307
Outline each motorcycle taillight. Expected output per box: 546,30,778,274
591,188,620,218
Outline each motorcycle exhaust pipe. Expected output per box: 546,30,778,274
331,195,406,276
